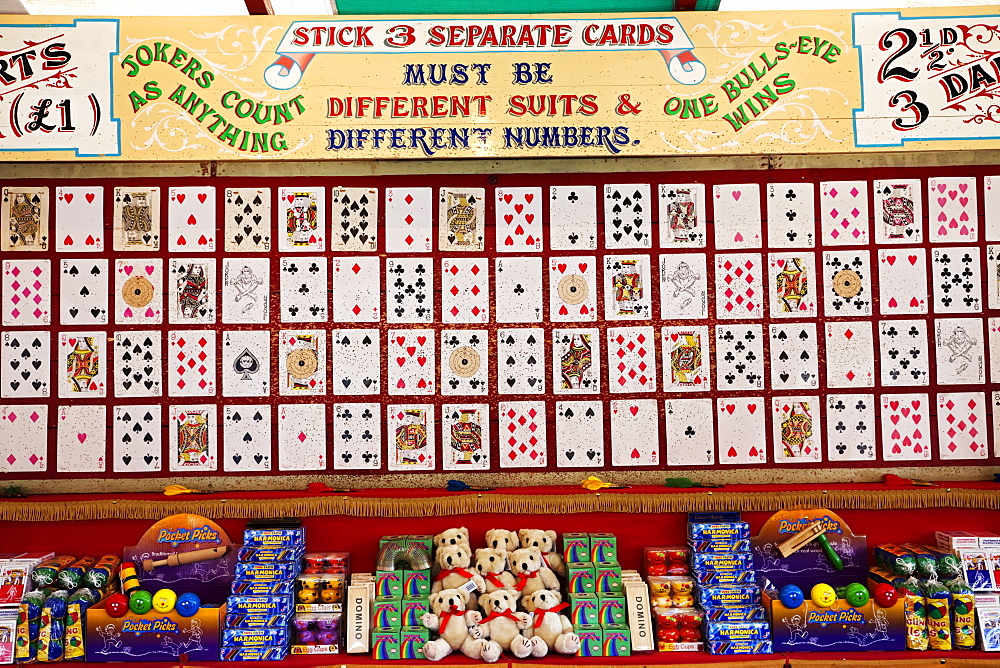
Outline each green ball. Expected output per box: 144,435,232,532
129,590,153,615
844,583,869,607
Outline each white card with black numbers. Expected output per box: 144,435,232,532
221,258,270,324
767,183,815,248
552,328,600,394
604,255,651,320
331,187,378,251
332,328,380,395
665,399,715,466
825,322,875,389
658,183,706,248
555,401,603,468
822,250,872,316
386,258,433,324
769,324,818,390
826,394,876,461
550,185,597,251
1,330,49,398
604,184,651,249
278,403,327,470
334,402,381,470
495,257,542,323
497,327,545,394
879,320,929,386
113,330,162,398
60,259,108,325
168,258,216,324
441,330,488,396
113,405,161,473
659,253,707,319
932,247,982,314
222,330,270,397
224,188,271,252
280,257,328,323
441,404,490,471
223,405,271,472
715,324,764,390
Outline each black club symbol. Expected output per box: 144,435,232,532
786,211,797,221
362,430,373,442
836,421,846,433
786,231,797,242
309,263,319,273
514,284,525,295
362,452,374,463
341,452,352,461
298,284,310,294
725,373,736,384
684,426,695,438
836,443,847,454
340,430,352,442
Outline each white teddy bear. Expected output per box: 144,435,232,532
431,544,484,609
467,589,533,662
518,528,566,577
421,589,496,661
521,589,581,657
475,547,517,594
509,547,560,599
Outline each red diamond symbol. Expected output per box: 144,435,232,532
449,265,459,275
352,263,362,274
32,266,41,276
519,444,527,453
198,379,207,389
639,375,648,385
418,454,426,462
198,351,207,362
29,411,39,422
723,261,733,271
404,194,413,204
5,454,14,465
471,307,481,316
850,187,859,198
4,412,15,422
638,362,647,371
945,400,955,410
471,265,480,275
298,432,307,443
506,409,516,419
198,337,208,347
617,363,626,372
617,376,627,386
352,305,361,315
844,329,853,340
177,379,186,388
471,286,480,296
405,235,414,245
450,286,460,296
528,408,537,418
637,334,646,343
450,306,460,316
507,423,517,433
529,450,539,460
829,188,839,198
617,349,626,359
29,454,38,465
9,267,18,277
508,451,518,461
177,338,186,348
846,370,855,381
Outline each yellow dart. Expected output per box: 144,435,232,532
163,484,212,496
581,476,629,490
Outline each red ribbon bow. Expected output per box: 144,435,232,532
479,610,522,624
439,605,461,633
540,551,554,569
533,602,569,628
484,573,508,589
435,567,474,582
515,571,539,591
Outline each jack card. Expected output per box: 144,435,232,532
767,183,815,248
662,325,710,392
224,188,271,252
278,187,325,252
113,187,159,251
2,187,48,252
604,255,651,320
552,328,601,394
610,399,658,466
497,327,545,394
221,257,270,324
56,186,103,252
442,404,490,471
604,183,651,249
56,405,106,472
555,400,603,468
168,404,217,472
665,399,715,467
713,184,762,249
113,330,162,398
550,185,597,251
659,253,707,319
222,330,270,398
658,183,707,248
387,404,435,471
772,397,822,463
874,180,922,244
607,326,657,393
223,405,272,472
112,405,161,473
498,401,546,468
278,403,326,471
826,394,876,462
439,187,485,252
717,397,767,465
333,402,381,471
1,330,49,398
385,187,432,253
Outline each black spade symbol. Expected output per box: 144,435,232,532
234,348,260,380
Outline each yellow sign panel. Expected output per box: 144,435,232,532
0,9,998,160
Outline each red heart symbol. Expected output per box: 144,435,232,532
725,404,736,415
889,401,900,411
578,263,588,273
891,429,900,439
397,379,406,388
396,357,406,367
515,225,524,235
909,298,919,308
77,433,87,443
748,403,757,414
63,235,73,246
406,346,416,356
888,297,898,308
732,190,742,201
960,197,969,207
912,414,922,424
64,193,74,203
198,235,208,246
749,446,758,457
891,415,900,425
907,255,918,265
948,190,958,201
309,235,317,244
525,214,534,223
187,214,197,226
727,447,738,457
579,305,588,315
525,236,535,245
417,357,427,367
396,336,405,346
937,198,947,207
900,408,910,417
503,194,513,204
914,443,923,453
177,235,187,245
559,305,568,315
417,379,428,388
892,444,902,454
631,448,640,459
886,255,897,266
524,193,534,203
505,236,514,246
514,204,523,214
69,338,77,346
937,183,946,193
85,235,95,245
198,193,207,203
286,194,295,203
504,214,513,224
85,193,95,204
629,406,639,416
123,265,133,275
176,193,186,203
557,263,567,273
417,336,426,346
670,333,679,342
960,182,969,193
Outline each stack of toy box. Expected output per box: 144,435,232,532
648,574,703,651
371,535,433,660
642,546,690,577
563,533,630,657
688,513,771,655
221,526,304,661
292,552,348,654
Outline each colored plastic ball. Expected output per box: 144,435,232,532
44,595,67,619
779,584,804,609
152,589,177,613
647,564,667,576
844,583,870,607
873,583,897,608
129,590,153,615
105,592,129,618
175,592,201,618
811,583,837,608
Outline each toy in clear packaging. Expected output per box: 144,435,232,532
30,556,75,589
56,556,97,590
925,579,952,650
118,561,141,597
900,544,938,580
873,545,917,577
946,578,976,649
899,578,928,651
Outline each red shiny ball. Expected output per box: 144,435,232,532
105,593,129,618
873,583,898,608
647,564,667,576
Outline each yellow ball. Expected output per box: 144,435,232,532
152,588,177,613
811,583,837,608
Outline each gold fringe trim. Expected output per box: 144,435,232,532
3,488,1000,523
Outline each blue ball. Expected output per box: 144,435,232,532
779,584,804,609
175,592,201,617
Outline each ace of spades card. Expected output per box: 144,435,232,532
665,399,715,467
768,252,816,318
879,320,930,387
555,400,603,468
662,325,710,392
331,187,378,251
874,179,922,244
442,258,489,324
333,403,381,470
224,188,271,252
717,398,767,465
0,405,46,473
929,177,978,243
279,329,326,396
610,399,658,466
937,392,988,460
772,397,822,463
3,259,51,326
767,183,815,248
495,187,542,251
881,393,931,461
878,249,928,315
57,405,106,472
441,330,488,396
826,394,876,462
825,322,875,388
112,405,161,473
715,253,763,319
495,257,542,323
607,326,657,393
823,250,872,316
552,328,601,394
385,187,432,253
713,184,762,249
442,405,490,471
2,187,48,252
604,255,651,320
223,405,271,472
331,328,380,395
769,324,819,390
114,259,162,325
387,404,435,471
497,327,545,394
164,425,211,476
550,185,597,251
60,259,109,326
388,328,436,395
604,184,651,249
1,331,49,399
278,187,325,252
333,257,380,323
658,183,706,248
715,324,765,391
167,186,215,252
167,330,216,397
278,403,327,471
56,186,103,252
113,330,162,398
820,181,869,245
168,258,216,324
932,247,982,314
280,257,327,323
58,331,107,398
498,401,546,468
222,257,269,324
549,257,596,322
113,187,160,251
935,317,985,385
386,258,433,324
439,187,485,252
222,330,270,397
659,253,707,319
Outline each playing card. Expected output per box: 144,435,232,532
766,183,815,248
3,260,51,326
769,253,816,318
549,257,596,322
333,402,381,470
1,331,49,398
604,184,651,249
331,328,380,395
937,392,988,460
715,324,764,390
879,320,929,386
388,328,435,395
662,325,710,392
555,401,603,468
658,184,707,248
113,187,159,251
609,399,658,466
168,404,217,471
873,180,922,244
935,317,985,385
59,331,106,398
2,187,48,252
55,186,103,252
167,330,217,397
659,253,707,319
495,187,542,252
604,255,651,320
387,404,435,471
988,246,1000,309
715,253,763,319
280,257,328,323
56,405,106,472
114,258,162,325
333,257,380,322
769,324,818,390
386,258,433,324
439,187,485,251
713,184,761,249
441,405,490,471
826,394,876,461
495,257,542,323
60,259,108,326
112,405,161,473
550,185,597,251
279,329,326,396
497,327,545,394
442,258,489,324
223,405,271,472
168,186,215,252
0,404,46,472
929,177,977,243
665,399,714,466
278,187,325,252
224,188,271,253
825,322,875,388
994,392,1000,457
716,398,767,465
221,257,270,324
881,393,931,461
278,403,327,470
385,187,432,253
553,328,601,394
497,400,546,468
820,181,869,245
878,249,928,315
986,176,1000,241
607,326,656,393
168,258,216,324
932,247,982,313
330,187,377,251
222,330,270,397
441,330,488,396
113,331,162,398
772,397,821,463
990,318,1000,384
822,250,872,316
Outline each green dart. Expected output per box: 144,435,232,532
664,477,724,488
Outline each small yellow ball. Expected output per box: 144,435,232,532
152,588,177,613
811,583,837,608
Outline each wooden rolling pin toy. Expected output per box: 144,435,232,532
142,546,230,572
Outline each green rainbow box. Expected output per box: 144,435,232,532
371,627,401,660
567,563,596,594
568,593,598,626
602,623,632,657
399,626,428,659
575,624,603,657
